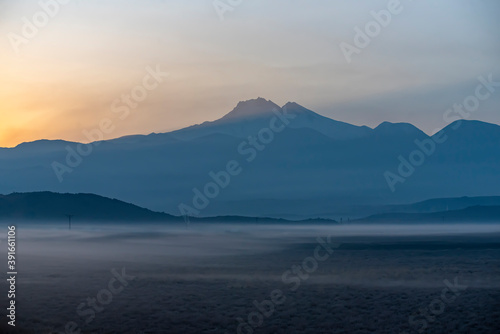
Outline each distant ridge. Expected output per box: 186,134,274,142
356,205,500,223
1,192,499,225
0,192,175,223
381,196,500,214
0,192,337,224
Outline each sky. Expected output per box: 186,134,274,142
0,0,499,147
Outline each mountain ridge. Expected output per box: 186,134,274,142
357,205,500,223
0,192,338,224
4,97,500,148
1,191,499,224
1,98,500,218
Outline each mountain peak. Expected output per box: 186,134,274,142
437,119,500,142
374,121,425,137
282,101,304,109
442,119,500,132
282,102,315,115
220,98,281,121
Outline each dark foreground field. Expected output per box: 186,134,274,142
1,224,500,334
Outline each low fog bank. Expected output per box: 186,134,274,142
1,222,499,265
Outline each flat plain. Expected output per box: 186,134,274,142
2,224,499,334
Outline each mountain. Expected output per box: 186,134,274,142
381,196,500,214
265,196,500,221
2,191,497,225
373,121,426,138
357,205,500,223
281,102,372,140
0,192,175,223
169,98,371,141
0,192,336,224
1,98,500,218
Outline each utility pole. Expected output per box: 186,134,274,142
183,215,190,230
65,214,74,230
